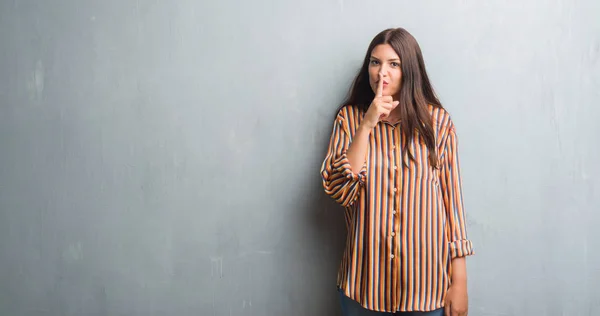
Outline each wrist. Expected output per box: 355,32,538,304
450,257,467,287
358,122,375,134
451,276,467,288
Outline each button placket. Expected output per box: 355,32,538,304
387,125,397,261
392,126,401,262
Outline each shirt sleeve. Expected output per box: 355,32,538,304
439,121,474,259
320,108,367,207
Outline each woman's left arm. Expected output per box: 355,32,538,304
439,122,473,259
438,120,473,316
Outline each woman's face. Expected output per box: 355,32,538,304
368,44,402,97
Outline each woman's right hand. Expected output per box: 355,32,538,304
362,73,399,130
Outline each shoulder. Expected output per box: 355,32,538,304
334,104,365,124
428,105,456,133
332,105,365,135
336,104,364,119
429,105,460,150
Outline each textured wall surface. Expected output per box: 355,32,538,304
1,0,599,315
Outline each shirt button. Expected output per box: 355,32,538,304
391,232,395,237
393,166,397,170
393,188,397,192
390,254,395,259
392,210,397,215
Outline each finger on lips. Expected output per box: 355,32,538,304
376,73,384,97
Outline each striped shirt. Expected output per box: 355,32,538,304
320,104,474,313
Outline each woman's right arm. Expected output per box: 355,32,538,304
345,124,372,175
321,74,397,207
347,73,397,173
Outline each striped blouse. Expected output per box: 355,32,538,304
320,104,474,313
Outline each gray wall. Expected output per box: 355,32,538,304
1,0,599,315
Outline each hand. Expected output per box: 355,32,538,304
444,283,468,316
362,73,399,129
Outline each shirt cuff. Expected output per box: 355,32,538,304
336,152,367,184
449,239,474,259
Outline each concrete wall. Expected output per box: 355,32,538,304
1,0,599,315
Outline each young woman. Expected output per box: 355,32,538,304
320,28,473,316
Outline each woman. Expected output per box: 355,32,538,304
320,28,473,316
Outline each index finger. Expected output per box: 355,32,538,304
376,73,383,97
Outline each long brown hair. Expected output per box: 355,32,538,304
340,28,443,168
